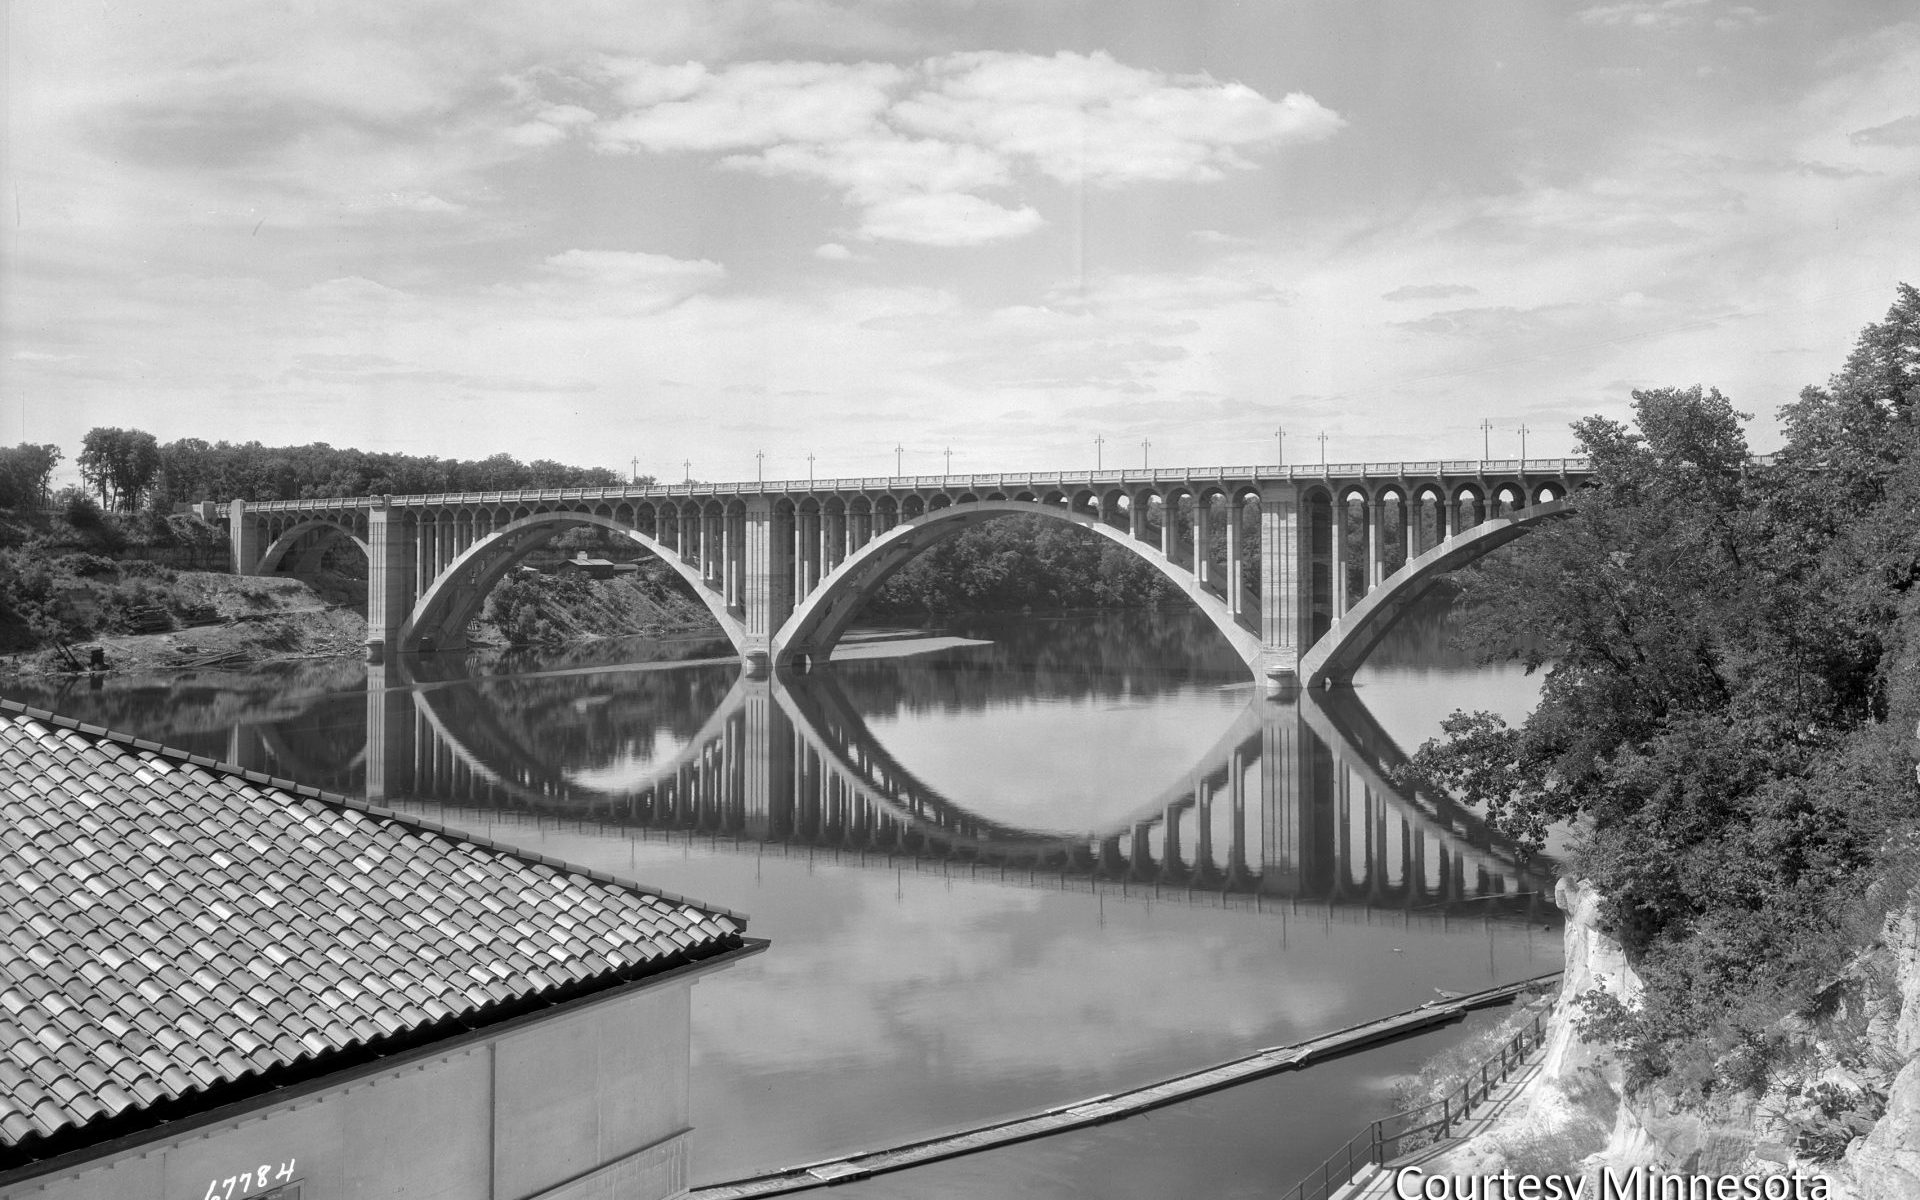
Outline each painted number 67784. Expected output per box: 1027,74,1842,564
201,1158,297,1200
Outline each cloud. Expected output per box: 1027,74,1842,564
1850,114,1920,148
579,51,1340,244
1575,0,1768,31
595,60,905,151
1382,284,1480,302
813,242,854,260
894,51,1343,186
858,193,1043,245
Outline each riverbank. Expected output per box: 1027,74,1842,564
1407,879,1920,1197
0,564,726,678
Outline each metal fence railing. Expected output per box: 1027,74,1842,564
1277,1003,1552,1200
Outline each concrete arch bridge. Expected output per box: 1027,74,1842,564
217,459,1589,687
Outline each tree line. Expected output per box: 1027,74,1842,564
0,431,640,515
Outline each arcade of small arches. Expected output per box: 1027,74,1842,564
220,464,1586,687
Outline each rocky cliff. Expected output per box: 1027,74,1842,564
1420,878,1920,1196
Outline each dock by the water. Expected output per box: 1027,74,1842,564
688,972,1561,1198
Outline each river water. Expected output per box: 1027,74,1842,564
1,605,1560,1198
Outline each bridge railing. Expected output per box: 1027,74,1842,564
1275,1001,1553,1200
217,459,1600,513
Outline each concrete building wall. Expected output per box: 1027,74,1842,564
3,979,694,1200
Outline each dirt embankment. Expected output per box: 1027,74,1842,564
4,571,368,676
2,563,722,678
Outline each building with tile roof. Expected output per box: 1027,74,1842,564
0,699,764,1200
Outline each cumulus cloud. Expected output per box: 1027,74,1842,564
578,51,1340,245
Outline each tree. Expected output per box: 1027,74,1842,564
0,443,62,509
77,426,161,512
1406,327,1920,1093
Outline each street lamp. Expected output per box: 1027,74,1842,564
1518,424,1530,463
756,450,764,482
1274,426,1284,466
1141,439,1151,468
808,452,815,482
1317,433,1327,467
943,447,952,475
683,459,691,483
1480,419,1493,460
1095,434,1105,469
894,444,904,476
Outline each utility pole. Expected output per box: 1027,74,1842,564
1480,419,1493,460
1518,424,1530,463
1275,426,1284,466
1141,439,1151,468
894,444,903,476
1095,434,1105,469
756,450,764,482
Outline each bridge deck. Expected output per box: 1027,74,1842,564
685,972,1561,1198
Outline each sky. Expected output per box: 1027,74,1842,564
5,0,1918,486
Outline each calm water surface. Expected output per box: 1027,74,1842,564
2,606,1560,1196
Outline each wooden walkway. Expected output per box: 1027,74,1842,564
1332,1030,1554,1200
687,972,1561,1199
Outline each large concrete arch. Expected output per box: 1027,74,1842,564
1299,497,1574,688
771,499,1266,672
254,519,370,576
399,511,750,654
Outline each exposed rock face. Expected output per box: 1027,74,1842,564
1846,901,1920,1200
1420,876,1920,1195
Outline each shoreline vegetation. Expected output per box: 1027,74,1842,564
1386,285,1920,1189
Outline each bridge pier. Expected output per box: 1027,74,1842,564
366,500,415,662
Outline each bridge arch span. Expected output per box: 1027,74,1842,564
255,519,371,576
773,499,1265,671
1300,497,1574,689
398,511,749,655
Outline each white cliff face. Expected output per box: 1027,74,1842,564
1846,903,1920,1200
1417,876,1920,1196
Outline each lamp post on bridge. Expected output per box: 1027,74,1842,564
1518,424,1530,463
894,444,903,477
630,455,639,484
943,447,952,475
1318,432,1327,467
1095,434,1104,469
1275,426,1284,467
683,459,691,484
808,452,815,482
1141,439,1150,469
756,450,764,482
1480,419,1493,461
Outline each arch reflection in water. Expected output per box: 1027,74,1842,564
324,656,1555,921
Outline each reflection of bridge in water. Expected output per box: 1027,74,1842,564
214,655,1552,920
207,655,1558,922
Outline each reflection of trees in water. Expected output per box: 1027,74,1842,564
0,657,368,759
453,632,735,677
443,663,743,775
833,611,1249,716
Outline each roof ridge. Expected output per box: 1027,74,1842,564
0,696,748,924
